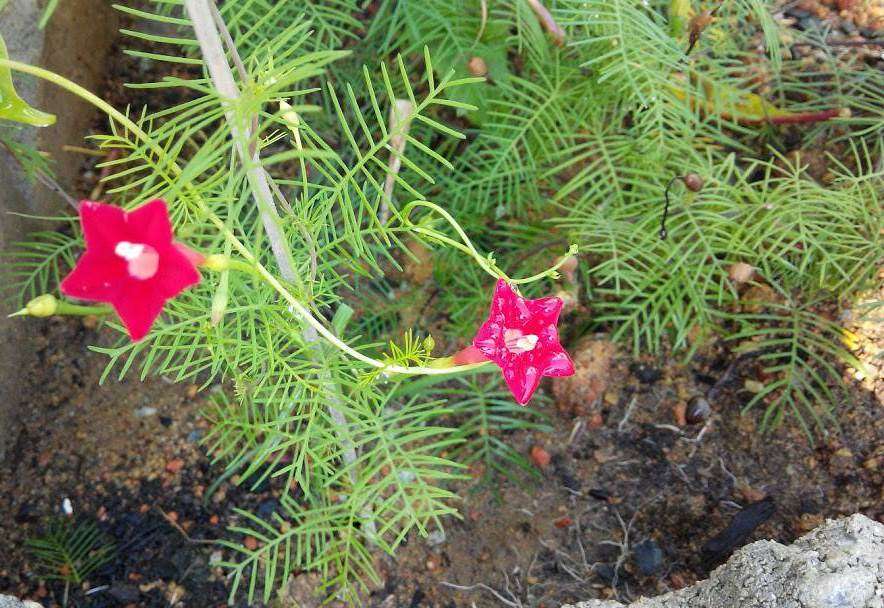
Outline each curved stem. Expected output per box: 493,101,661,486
0,59,490,376
401,200,577,285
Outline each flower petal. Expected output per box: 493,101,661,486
78,201,128,253
542,347,575,377
526,296,563,329
128,199,174,247
111,283,167,341
173,241,205,267
502,356,543,405
151,244,201,299
60,250,127,302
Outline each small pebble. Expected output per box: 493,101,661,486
467,56,488,77
744,379,765,393
632,363,662,384
165,458,185,473
686,397,711,424
588,488,611,501
728,262,754,283
426,529,446,546
243,536,259,551
633,539,664,575
257,498,280,520
594,563,615,583
134,407,158,418
530,445,551,468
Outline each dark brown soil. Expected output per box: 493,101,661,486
0,315,880,608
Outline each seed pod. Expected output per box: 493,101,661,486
682,173,704,192
467,56,488,77
686,396,711,424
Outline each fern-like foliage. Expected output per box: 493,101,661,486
726,304,865,435
0,125,55,183
3,227,79,307
403,374,551,482
27,519,115,584
215,384,464,604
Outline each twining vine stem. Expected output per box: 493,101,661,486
1,42,574,374
0,56,498,376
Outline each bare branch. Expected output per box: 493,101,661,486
380,99,414,225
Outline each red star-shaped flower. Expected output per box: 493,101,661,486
60,199,202,341
471,279,574,404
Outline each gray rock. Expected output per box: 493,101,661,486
563,514,884,608
0,594,42,608
0,0,117,460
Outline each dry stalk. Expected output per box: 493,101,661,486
380,98,414,225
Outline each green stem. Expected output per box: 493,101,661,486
0,59,488,377
56,301,112,316
401,200,578,285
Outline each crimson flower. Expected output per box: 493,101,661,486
469,279,574,404
60,199,202,341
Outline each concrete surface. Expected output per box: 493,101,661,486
563,514,884,608
0,0,117,458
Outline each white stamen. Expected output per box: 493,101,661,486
115,241,146,261
504,328,539,354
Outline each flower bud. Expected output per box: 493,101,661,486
202,254,231,271
26,294,58,317
467,56,488,77
422,335,436,355
210,291,228,326
681,173,704,192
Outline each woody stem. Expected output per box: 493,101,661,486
183,0,381,537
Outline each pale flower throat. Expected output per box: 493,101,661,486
504,328,539,354
115,241,160,280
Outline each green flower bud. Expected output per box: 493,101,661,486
26,294,58,317
203,254,231,271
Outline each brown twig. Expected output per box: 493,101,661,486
61,144,106,157
525,0,565,47
792,39,884,48
754,108,841,125
154,506,215,544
